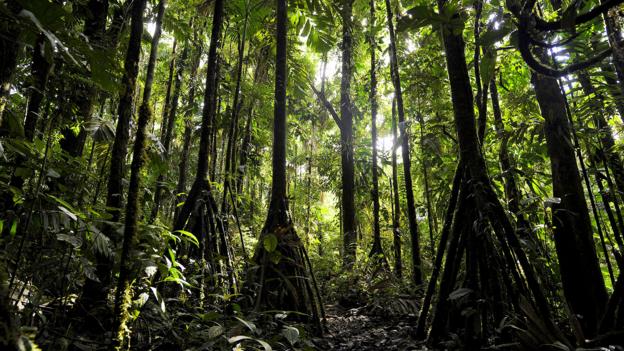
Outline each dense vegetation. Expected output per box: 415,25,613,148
1,0,624,349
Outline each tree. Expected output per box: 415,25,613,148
384,0,423,285
247,0,322,328
111,0,162,346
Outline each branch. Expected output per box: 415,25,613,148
308,78,342,128
518,27,613,77
534,0,624,31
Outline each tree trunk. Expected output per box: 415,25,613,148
174,0,224,231
391,98,402,278
151,42,189,222
384,0,423,285
531,58,608,337
111,0,161,346
105,0,149,223
249,0,322,330
23,35,51,141
78,0,150,320
159,40,177,142
340,0,357,268
175,42,203,224
368,0,383,259
490,79,528,229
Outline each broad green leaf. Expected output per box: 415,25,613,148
174,229,199,247
208,325,224,339
263,233,278,253
281,326,300,345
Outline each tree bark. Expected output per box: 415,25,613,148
340,0,357,268
368,0,383,259
174,0,224,231
531,57,608,336
112,0,164,346
391,98,402,278
249,0,322,329
384,0,423,284
152,42,189,222
23,35,52,141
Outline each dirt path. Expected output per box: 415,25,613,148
313,304,426,350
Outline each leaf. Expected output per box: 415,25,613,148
263,234,278,253
227,336,272,351
46,168,60,178
235,316,257,334
480,49,497,87
208,325,224,339
281,326,300,345
544,197,562,207
397,5,445,32
174,230,199,247
478,19,514,47
448,288,472,301
56,233,82,248
58,206,77,221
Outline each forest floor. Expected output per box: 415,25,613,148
313,303,427,350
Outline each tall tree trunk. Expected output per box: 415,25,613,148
105,0,150,223
384,0,423,285
151,42,189,222
111,0,160,346
340,0,357,267
221,12,249,230
174,0,224,231
79,0,150,318
434,2,553,343
391,98,402,278
175,41,203,224
368,0,383,259
159,40,177,142
23,35,51,141
531,54,608,336
249,0,322,329
490,79,528,229
418,114,437,256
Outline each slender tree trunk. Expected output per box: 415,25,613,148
112,0,159,343
384,0,422,284
159,40,177,141
23,35,51,141
174,0,224,231
151,42,189,222
249,0,322,329
368,0,383,259
174,42,203,224
340,0,357,267
490,79,528,229
105,0,149,223
531,55,608,336
79,0,150,319
391,98,402,278
418,114,437,256
9,35,51,192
